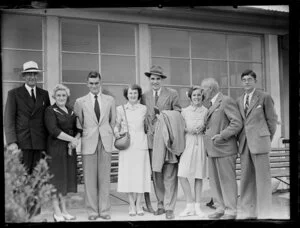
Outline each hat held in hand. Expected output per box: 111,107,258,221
145,65,167,79
22,61,43,73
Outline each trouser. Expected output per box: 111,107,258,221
208,155,238,216
239,144,272,218
82,137,111,216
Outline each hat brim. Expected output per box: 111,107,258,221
22,69,43,73
144,72,167,79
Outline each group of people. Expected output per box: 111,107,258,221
4,60,278,221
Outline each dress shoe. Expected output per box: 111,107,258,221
206,199,216,210
220,214,236,220
137,209,144,216
165,210,175,219
208,212,224,219
88,215,99,221
61,213,76,220
154,208,165,215
143,206,155,213
99,214,111,220
53,213,65,222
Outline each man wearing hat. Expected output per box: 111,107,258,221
4,60,51,174
141,65,181,219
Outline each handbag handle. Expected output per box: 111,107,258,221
122,105,129,131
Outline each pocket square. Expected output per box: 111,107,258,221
256,105,262,109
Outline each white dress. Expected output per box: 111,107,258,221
178,105,209,179
115,103,151,193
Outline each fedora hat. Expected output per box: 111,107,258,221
144,65,167,79
21,61,43,73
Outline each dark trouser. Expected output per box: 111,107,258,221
21,149,45,217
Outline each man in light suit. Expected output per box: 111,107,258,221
4,60,50,217
74,71,116,220
141,65,181,219
201,78,242,220
237,69,278,219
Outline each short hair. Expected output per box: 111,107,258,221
241,69,257,80
123,84,142,100
187,86,203,100
201,78,219,92
52,84,70,99
87,71,101,80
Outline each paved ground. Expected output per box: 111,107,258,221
34,179,290,223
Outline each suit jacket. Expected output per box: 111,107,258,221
203,93,242,157
237,89,278,154
141,87,181,149
74,93,116,155
4,84,50,150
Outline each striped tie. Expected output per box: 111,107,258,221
244,94,249,114
155,91,159,105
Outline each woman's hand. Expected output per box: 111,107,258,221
115,131,126,139
70,137,78,148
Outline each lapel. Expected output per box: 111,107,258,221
238,96,246,120
156,87,169,108
84,94,98,124
206,93,223,120
32,87,43,115
99,94,108,124
246,90,259,117
20,84,35,110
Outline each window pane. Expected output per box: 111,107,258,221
229,88,244,100
220,88,229,96
229,62,263,88
169,86,191,108
102,85,128,106
65,84,90,108
151,28,189,58
62,53,98,83
61,22,98,52
228,35,262,62
2,50,43,82
152,58,190,85
101,55,136,84
1,14,42,49
191,32,226,59
100,22,135,55
192,60,227,87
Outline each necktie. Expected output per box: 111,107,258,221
155,91,159,105
94,95,100,121
244,94,249,114
31,88,36,103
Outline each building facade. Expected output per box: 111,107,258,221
1,6,289,146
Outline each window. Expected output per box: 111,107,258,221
151,28,264,107
61,19,137,106
1,13,44,109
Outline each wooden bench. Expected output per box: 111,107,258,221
236,147,290,186
77,152,119,184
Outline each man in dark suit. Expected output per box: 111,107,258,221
4,60,51,217
201,77,242,220
141,65,181,219
237,69,278,219
4,60,50,173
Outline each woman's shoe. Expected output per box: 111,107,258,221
61,213,76,220
195,203,206,218
179,203,195,217
136,208,144,216
129,206,136,216
53,213,65,222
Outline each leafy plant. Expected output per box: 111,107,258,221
5,148,55,223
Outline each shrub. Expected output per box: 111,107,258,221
5,148,54,223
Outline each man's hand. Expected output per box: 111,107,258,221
7,143,18,152
211,134,223,144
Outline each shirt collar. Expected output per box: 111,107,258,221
244,88,256,102
90,92,101,99
125,102,140,110
210,92,220,105
153,88,162,96
25,84,36,95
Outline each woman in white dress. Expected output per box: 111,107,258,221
114,84,151,216
177,86,208,217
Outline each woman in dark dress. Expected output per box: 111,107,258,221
45,84,81,222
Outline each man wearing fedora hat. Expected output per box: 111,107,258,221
4,60,50,217
141,65,181,219
4,60,51,173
